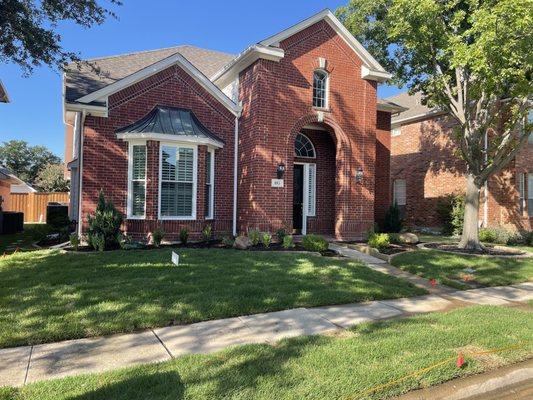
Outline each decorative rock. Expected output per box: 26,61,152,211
233,236,252,250
398,232,419,244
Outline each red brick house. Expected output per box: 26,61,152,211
387,91,533,232
63,9,403,241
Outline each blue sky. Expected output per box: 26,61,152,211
0,0,401,158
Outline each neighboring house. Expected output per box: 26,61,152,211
63,9,404,240
0,80,9,103
387,91,532,232
0,166,36,210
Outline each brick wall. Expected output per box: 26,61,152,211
391,115,532,231
81,63,235,240
237,20,378,239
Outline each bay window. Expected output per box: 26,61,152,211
128,143,146,218
205,148,215,219
159,144,197,219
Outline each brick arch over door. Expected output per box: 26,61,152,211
284,113,361,238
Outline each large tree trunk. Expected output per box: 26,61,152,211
458,173,484,250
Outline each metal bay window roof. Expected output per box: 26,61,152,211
115,106,224,147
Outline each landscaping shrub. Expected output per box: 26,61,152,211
179,228,189,245
450,195,465,236
69,233,80,250
479,227,497,243
388,232,400,244
201,225,212,242
368,233,390,252
152,227,165,247
524,231,533,246
435,194,465,235
276,227,288,241
86,191,123,250
248,229,260,246
221,236,234,247
302,234,328,252
282,235,295,249
383,203,403,233
261,232,272,248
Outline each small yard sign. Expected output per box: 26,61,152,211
171,251,180,266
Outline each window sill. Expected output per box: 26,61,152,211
127,216,146,220
312,106,331,112
158,216,196,221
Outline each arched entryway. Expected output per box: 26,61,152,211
292,124,336,235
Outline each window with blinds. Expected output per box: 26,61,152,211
160,145,195,218
205,149,214,219
129,144,146,218
307,164,316,216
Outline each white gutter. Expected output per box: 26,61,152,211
77,110,87,237
232,115,239,236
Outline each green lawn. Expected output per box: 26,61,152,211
0,248,425,348
417,233,533,253
1,306,531,400
0,223,42,253
391,249,533,289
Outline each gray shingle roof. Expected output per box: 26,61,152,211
64,45,235,103
385,91,439,124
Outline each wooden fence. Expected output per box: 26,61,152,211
7,192,69,223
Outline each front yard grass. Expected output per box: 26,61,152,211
1,306,531,400
0,223,42,253
391,249,533,289
0,248,425,348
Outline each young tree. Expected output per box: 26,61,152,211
0,0,121,74
35,163,70,192
0,140,61,184
337,0,532,250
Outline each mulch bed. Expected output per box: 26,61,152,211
425,242,525,256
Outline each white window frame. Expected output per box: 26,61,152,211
528,173,533,217
518,172,526,215
158,142,198,221
294,133,316,159
127,141,147,219
391,127,401,137
312,69,329,109
205,148,215,220
295,162,316,235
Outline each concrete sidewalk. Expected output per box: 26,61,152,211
1,282,531,387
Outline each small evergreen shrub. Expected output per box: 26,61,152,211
479,228,497,243
368,233,390,252
383,203,403,233
450,195,465,236
179,228,189,245
152,227,165,247
87,190,123,250
201,225,213,242
524,231,533,246
222,236,234,247
69,233,80,250
302,234,328,252
261,232,272,248
388,232,400,244
435,194,465,236
282,235,295,249
276,227,288,241
248,229,260,246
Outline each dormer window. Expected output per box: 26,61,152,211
312,70,328,109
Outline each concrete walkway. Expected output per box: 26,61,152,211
329,243,454,294
0,282,531,387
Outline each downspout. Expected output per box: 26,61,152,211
232,114,239,236
483,130,488,227
77,110,87,237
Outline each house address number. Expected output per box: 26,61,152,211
271,179,284,188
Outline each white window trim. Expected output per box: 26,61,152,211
295,133,316,159
518,172,526,216
312,69,329,110
528,173,533,217
391,127,402,137
158,142,198,221
295,162,316,235
205,148,215,220
127,141,147,220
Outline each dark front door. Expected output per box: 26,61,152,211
293,164,304,233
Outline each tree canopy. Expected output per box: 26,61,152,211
35,163,70,192
0,0,121,74
337,0,532,249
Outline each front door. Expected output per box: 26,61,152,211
293,164,304,233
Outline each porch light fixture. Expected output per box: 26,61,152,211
355,167,364,183
277,163,286,179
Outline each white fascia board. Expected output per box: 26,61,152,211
116,132,224,149
212,45,285,88
260,9,389,76
377,102,408,114
391,110,446,128
75,53,241,117
65,102,108,117
361,66,393,82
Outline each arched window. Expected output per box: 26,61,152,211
295,133,316,158
312,70,328,108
